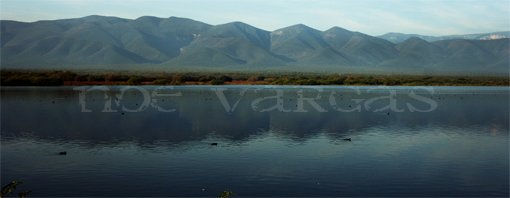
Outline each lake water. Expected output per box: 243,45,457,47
1,86,508,197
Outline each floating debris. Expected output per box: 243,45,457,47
58,151,67,155
218,191,233,198
18,190,32,198
210,143,218,146
1,180,22,197
342,138,352,141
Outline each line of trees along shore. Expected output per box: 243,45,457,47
1,70,508,86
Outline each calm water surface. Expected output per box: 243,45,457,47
1,86,509,197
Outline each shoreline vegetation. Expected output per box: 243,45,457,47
1,70,508,86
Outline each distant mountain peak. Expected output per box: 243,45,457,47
81,15,126,21
215,21,259,30
136,16,161,20
168,16,191,20
135,16,163,23
210,21,266,36
83,15,107,19
323,26,354,38
165,16,211,28
289,23,309,28
224,21,244,25
402,36,428,43
378,31,510,43
223,21,250,26
280,24,316,31
326,26,350,32
272,24,321,38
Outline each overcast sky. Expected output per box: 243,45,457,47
1,0,509,36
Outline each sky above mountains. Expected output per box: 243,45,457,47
1,0,509,36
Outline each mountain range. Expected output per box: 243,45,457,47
1,15,509,74
378,32,510,43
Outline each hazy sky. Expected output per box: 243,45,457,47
1,0,509,36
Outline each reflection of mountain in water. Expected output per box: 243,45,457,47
1,87,508,146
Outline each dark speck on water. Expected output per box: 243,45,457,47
58,151,67,155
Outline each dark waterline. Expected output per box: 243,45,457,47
1,86,509,197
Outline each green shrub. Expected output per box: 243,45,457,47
127,76,144,85
210,79,225,85
152,79,170,85
218,75,233,82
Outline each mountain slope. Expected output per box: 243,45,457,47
337,31,398,65
168,22,290,67
377,37,509,73
432,39,508,70
270,25,399,66
1,15,211,66
379,37,445,68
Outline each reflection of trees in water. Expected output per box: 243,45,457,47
1,88,508,147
